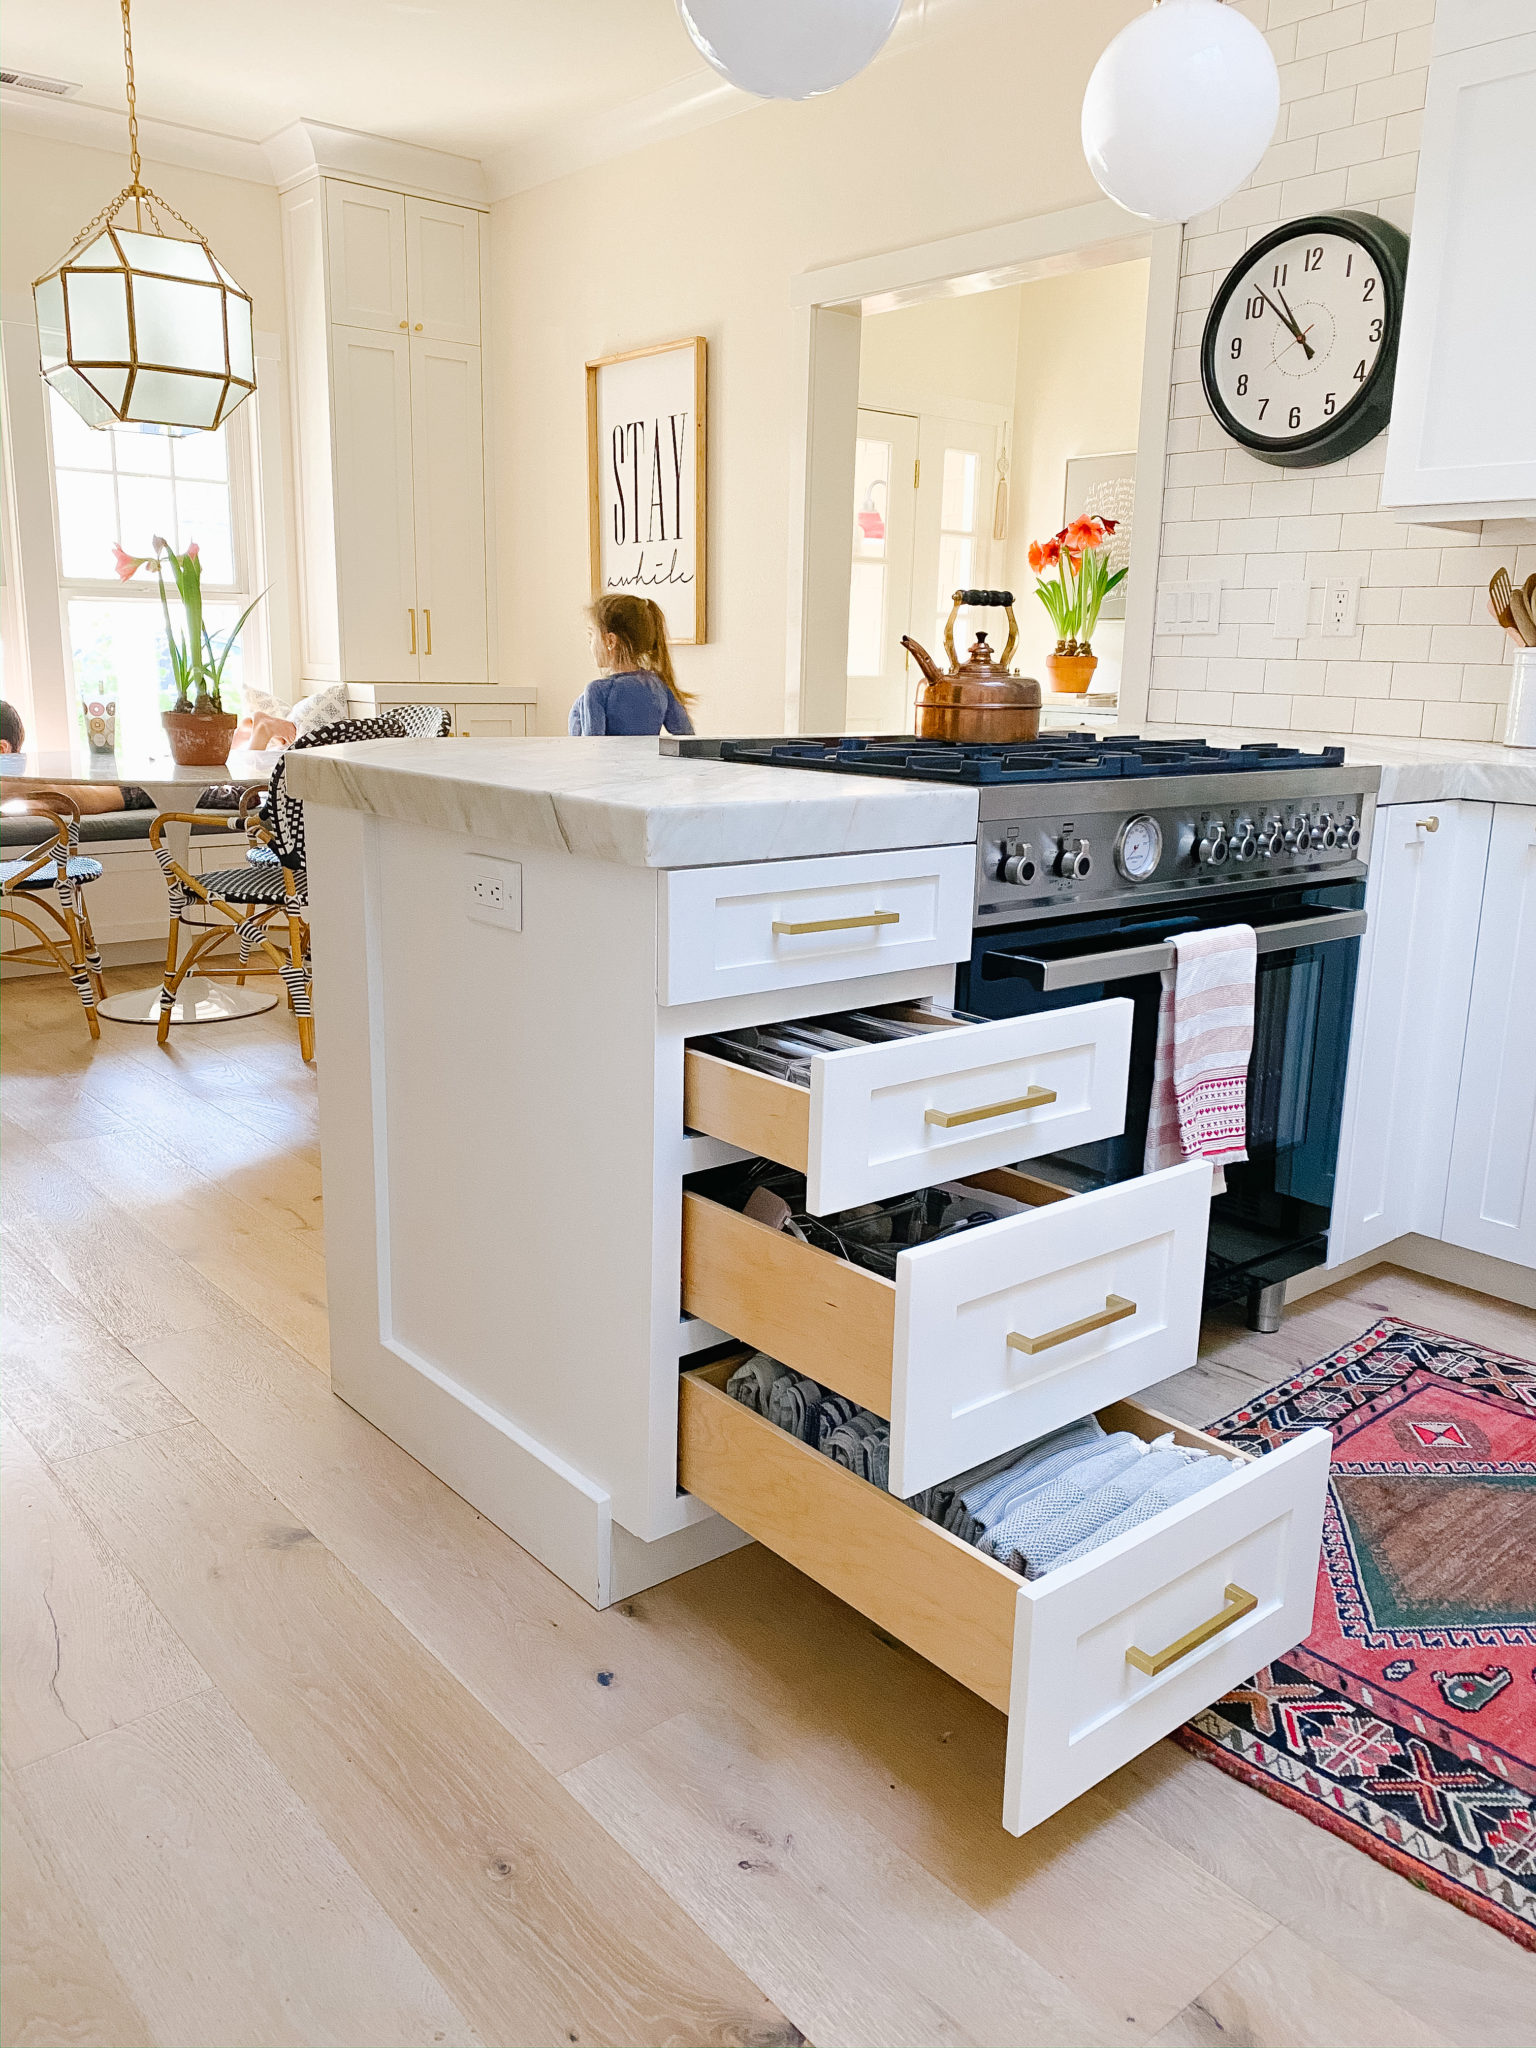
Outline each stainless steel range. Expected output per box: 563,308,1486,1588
666,732,1382,1330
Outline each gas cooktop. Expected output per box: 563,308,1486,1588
693,733,1347,786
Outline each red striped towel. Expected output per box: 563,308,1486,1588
1143,924,1256,1188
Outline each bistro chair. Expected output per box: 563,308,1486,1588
149,707,450,1062
0,791,107,1038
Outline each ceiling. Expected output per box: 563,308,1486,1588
0,0,721,162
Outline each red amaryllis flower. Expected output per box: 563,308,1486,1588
1065,514,1108,554
111,543,145,581
1029,536,1062,572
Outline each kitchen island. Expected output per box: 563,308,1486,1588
291,733,1331,1838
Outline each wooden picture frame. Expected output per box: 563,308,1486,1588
586,336,707,646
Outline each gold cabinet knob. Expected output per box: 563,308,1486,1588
398,320,407,330
1415,817,1439,833
413,322,423,332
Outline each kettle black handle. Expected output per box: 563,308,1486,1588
954,587,1015,608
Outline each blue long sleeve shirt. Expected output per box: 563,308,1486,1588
568,670,694,737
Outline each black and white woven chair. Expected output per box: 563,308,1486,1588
0,791,106,1038
150,706,450,1062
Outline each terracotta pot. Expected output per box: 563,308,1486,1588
162,709,238,768
1046,653,1098,695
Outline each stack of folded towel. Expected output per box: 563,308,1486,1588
724,1354,1235,1580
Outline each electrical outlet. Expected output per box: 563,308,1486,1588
466,853,522,930
1322,575,1359,638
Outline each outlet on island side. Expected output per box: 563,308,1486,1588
466,853,522,930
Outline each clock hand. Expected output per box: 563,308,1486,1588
1274,285,1316,361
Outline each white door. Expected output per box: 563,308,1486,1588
845,410,918,733
1443,802,1536,1265
332,327,419,683
1328,802,1490,1263
410,336,488,685
325,182,408,334
405,199,482,345
912,415,1001,663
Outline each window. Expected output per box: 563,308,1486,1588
933,445,979,650
47,391,264,757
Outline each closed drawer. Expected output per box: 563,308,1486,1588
659,845,974,1007
681,1156,1211,1497
679,1359,1329,1836
685,998,1133,1213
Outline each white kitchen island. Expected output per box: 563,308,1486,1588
290,734,1329,1837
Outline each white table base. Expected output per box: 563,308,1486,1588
98,977,280,1026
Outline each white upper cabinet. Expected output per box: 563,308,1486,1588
325,183,409,333
1443,805,1536,1266
410,335,488,683
331,329,419,684
1381,10,1536,518
405,200,481,344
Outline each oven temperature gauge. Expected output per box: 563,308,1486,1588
1114,814,1164,881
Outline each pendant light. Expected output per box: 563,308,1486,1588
677,0,901,101
1081,0,1279,224
32,0,255,436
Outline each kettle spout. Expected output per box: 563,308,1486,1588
900,634,943,687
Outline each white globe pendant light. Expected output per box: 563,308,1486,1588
1081,0,1280,223
678,0,902,100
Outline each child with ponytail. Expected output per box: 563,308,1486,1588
570,594,695,736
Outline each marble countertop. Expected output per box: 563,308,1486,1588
284,735,981,868
1129,723,1536,805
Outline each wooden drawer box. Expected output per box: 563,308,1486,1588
681,1158,1212,1498
684,998,1132,1214
679,1358,1329,1836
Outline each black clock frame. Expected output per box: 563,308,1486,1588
1200,210,1410,470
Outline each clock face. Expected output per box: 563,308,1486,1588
1115,814,1163,881
1201,212,1408,468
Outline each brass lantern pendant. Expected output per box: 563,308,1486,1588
32,0,255,436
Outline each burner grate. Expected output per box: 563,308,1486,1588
719,735,1347,786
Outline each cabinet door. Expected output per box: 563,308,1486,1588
331,327,419,683
1381,31,1536,513
404,199,481,344
410,336,488,685
1328,802,1490,1263
1443,804,1536,1266
325,182,408,334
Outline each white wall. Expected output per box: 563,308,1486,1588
1147,0,1536,742
858,291,1021,414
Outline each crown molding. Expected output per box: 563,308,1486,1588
263,120,488,208
0,86,272,183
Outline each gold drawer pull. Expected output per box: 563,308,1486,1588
771,910,900,936
1126,1583,1257,1677
1007,1292,1136,1356
926,1085,1057,1128
1415,816,1438,832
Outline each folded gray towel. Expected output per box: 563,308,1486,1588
1004,1445,1200,1579
815,1392,861,1450
1046,1453,1237,1573
766,1372,824,1444
980,1436,1148,1564
969,1426,1132,1539
726,1352,791,1414
824,1410,889,1483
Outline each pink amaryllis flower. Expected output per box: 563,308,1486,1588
111,542,147,581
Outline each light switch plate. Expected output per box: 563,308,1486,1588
466,853,522,930
1156,581,1223,636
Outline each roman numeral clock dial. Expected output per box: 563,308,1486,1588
1201,211,1409,467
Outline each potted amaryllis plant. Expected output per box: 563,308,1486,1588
1027,514,1127,694
112,536,266,767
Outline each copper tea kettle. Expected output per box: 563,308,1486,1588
902,589,1042,744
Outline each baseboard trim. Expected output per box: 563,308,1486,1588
1303,1234,1536,1312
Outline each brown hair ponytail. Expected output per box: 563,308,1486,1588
588,592,693,707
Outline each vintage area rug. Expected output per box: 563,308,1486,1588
1175,1316,1536,1949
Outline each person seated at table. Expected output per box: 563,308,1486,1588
0,701,153,813
569,595,695,736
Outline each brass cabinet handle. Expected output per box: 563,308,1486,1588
926,1085,1057,1128
1007,1292,1136,1356
1415,816,1439,832
771,910,900,936
1126,1583,1257,1676
423,608,432,656
408,608,417,654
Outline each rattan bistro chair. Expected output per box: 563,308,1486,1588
150,707,450,1062
0,791,107,1037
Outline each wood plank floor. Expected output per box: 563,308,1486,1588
3,967,1533,2048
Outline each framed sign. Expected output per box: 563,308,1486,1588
1063,452,1135,621
586,336,707,644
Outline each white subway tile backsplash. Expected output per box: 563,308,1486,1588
1362,0,1434,37
1292,694,1355,731
1210,656,1270,690
1324,35,1396,89
1346,152,1418,202
1163,520,1222,552
1384,108,1423,155
1353,698,1424,735
1271,0,1341,29
1392,24,1432,69
1194,482,1254,519
1278,54,1330,97
1167,449,1230,489
1288,86,1359,138
1219,516,1282,553
1243,551,1310,587
1294,2,1365,58
1388,660,1462,700
1316,121,1387,171
1273,657,1327,692
1460,664,1515,705
1421,701,1497,742
1309,473,1384,514
1361,623,1432,661
1280,169,1353,214
1325,659,1394,698
1366,548,1443,587
1428,622,1512,663
1355,587,1401,624
1339,510,1412,549
1277,513,1344,551
1162,487,1197,524
1396,586,1475,625
1354,68,1426,120
1255,136,1320,184
1174,690,1236,724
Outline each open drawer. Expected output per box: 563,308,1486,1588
679,1357,1330,1836
681,1156,1211,1497
684,998,1133,1214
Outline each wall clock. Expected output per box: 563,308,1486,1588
1200,211,1410,468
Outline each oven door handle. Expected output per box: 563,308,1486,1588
992,908,1367,992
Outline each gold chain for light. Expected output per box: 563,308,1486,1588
121,0,143,212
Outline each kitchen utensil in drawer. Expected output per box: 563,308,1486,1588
684,996,1134,1213
678,1360,1330,1836
681,1154,1212,1498
659,844,974,1006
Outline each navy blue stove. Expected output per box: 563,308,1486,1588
665,730,1383,1331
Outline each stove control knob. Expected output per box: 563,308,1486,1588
1000,846,1037,886
1197,827,1229,866
1055,835,1091,880
1343,814,1361,849
1231,819,1258,860
1318,814,1339,849
1284,820,1311,854
1259,821,1284,855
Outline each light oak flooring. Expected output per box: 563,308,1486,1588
2,966,1533,2048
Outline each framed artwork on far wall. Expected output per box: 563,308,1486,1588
586,336,707,645
1063,452,1135,622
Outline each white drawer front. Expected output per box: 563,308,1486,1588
1002,1425,1330,1836
808,999,1133,1213
890,1159,1211,1497
660,845,973,1007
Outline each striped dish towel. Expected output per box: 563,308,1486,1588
1143,924,1256,1189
